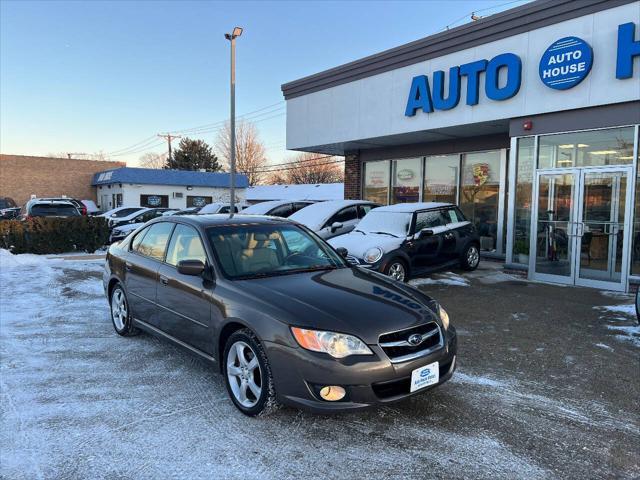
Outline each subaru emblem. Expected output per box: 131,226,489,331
408,333,423,346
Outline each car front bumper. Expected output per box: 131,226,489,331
265,329,457,413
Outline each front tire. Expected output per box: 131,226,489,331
223,329,278,416
384,258,408,282
110,284,139,336
460,243,480,271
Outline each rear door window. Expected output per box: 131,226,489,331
445,207,467,224
112,208,142,218
133,222,175,260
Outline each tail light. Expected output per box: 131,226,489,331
81,205,87,215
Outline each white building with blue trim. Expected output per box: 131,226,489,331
92,167,249,211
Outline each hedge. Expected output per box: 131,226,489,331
0,216,110,254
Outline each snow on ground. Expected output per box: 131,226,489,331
594,302,640,347
409,271,470,287
1,250,639,479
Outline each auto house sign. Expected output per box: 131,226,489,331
404,21,639,117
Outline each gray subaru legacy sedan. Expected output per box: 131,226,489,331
103,215,457,416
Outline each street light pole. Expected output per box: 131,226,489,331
225,26,243,217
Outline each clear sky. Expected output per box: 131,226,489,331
1,0,530,166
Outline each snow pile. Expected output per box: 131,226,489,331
0,248,56,270
409,272,470,287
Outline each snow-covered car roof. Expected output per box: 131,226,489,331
373,202,453,213
240,200,302,215
289,200,377,230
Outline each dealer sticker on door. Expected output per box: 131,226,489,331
410,362,439,392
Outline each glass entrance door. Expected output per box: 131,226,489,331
532,170,578,284
530,167,632,291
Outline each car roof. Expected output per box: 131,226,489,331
151,214,292,228
288,200,376,229
372,202,454,213
28,198,76,205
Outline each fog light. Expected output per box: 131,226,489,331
319,385,346,401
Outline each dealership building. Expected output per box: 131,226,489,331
282,0,640,291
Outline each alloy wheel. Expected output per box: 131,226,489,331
226,341,262,408
389,262,406,282
467,246,480,268
111,289,127,330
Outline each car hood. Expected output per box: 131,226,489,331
235,267,438,344
328,232,404,259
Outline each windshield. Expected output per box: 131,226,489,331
355,211,412,237
30,204,80,217
206,223,346,279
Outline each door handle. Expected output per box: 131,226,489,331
159,275,169,286
125,262,132,271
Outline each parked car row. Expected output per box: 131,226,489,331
0,196,101,220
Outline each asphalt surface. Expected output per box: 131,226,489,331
1,257,638,479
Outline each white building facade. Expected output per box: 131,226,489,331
92,167,248,211
282,0,640,291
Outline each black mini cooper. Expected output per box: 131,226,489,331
104,215,457,415
329,202,480,282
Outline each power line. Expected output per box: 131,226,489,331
106,101,285,157
254,158,345,174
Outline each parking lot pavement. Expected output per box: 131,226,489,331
1,255,639,480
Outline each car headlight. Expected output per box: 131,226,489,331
113,229,122,236
291,327,373,358
438,304,450,330
363,247,383,264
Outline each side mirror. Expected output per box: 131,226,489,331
418,229,434,239
177,259,205,276
336,247,348,258
330,221,344,233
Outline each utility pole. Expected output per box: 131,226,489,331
157,133,182,165
225,26,243,217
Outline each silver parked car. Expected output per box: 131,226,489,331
289,200,380,239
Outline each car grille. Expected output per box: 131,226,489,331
378,322,442,363
345,255,360,266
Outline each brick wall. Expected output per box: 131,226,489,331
0,154,125,205
343,152,361,200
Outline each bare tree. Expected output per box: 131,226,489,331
265,152,344,185
216,120,268,186
139,152,168,169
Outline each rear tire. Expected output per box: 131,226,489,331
110,284,140,336
460,244,480,271
223,329,279,416
383,258,408,282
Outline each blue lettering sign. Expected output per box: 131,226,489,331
432,67,460,110
539,36,593,90
405,75,433,116
405,53,521,117
459,59,488,106
485,53,521,100
616,22,640,79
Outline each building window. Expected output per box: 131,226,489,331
538,127,635,169
187,196,212,208
423,154,459,204
140,194,169,208
459,150,502,251
363,160,390,205
391,158,421,204
513,138,535,264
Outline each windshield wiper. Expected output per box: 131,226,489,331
370,231,400,238
353,229,366,234
234,265,339,280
